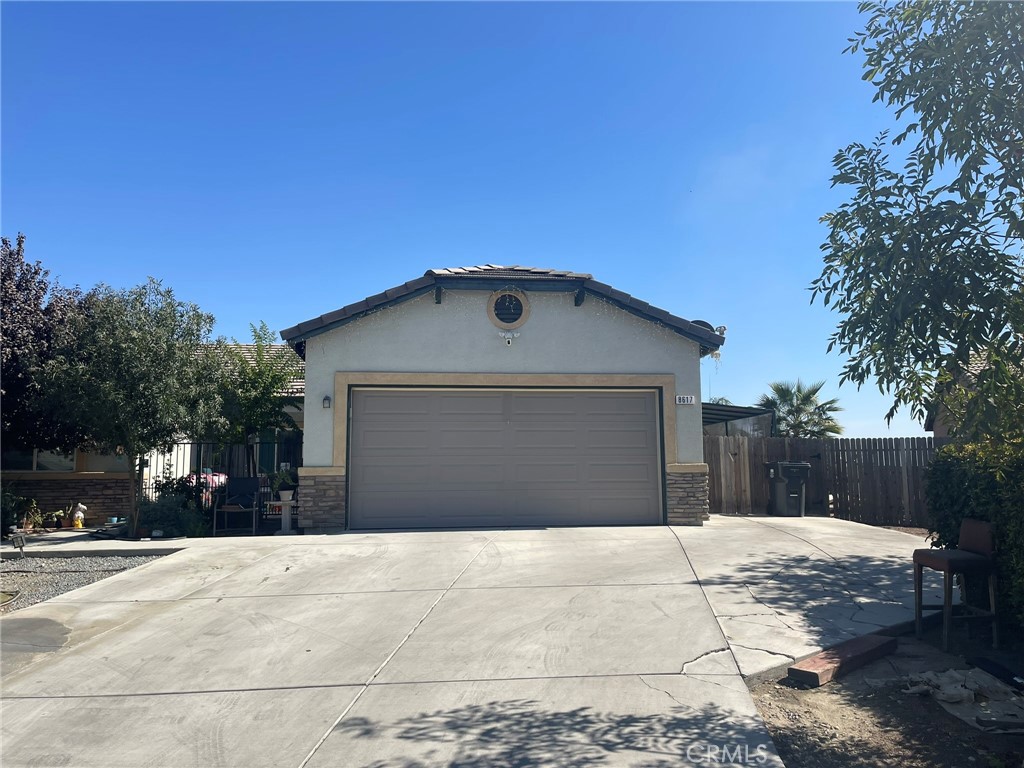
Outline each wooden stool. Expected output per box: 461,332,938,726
914,518,998,652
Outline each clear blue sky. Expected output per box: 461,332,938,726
2,1,925,438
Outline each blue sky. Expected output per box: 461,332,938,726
2,1,925,437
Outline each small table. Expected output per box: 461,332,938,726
265,500,299,535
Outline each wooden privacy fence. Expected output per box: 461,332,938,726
704,436,941,527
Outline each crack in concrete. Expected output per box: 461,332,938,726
679,647,731,674
637,674,693,711
763,556,810,584
687,674,740,694
740,584,802,633
727,643,795,662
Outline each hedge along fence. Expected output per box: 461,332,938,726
926,443,1024,632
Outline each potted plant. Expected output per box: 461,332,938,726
271,469,298,501
21,500,43,532
48,506,68,529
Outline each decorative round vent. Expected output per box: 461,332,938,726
494,294,523,324
487,289,530,329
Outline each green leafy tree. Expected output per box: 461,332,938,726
216,322,303,477
0,234,84,450
813,1,1024,440
756,380,843,438
41,279,222,532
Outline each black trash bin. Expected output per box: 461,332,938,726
765,461,812,516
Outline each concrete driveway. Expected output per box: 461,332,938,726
1,520,935,767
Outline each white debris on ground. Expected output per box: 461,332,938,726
867,668,1024,733
0,555,162,613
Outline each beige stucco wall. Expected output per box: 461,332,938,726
300,288,704,467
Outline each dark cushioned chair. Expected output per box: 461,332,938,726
213,477,262,536
914,518,998,651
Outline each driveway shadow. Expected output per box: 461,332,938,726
330,698,780,767
697,552,942,652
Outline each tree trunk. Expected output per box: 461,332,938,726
127,454,143,536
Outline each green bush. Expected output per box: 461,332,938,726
138,494,209,538
1,486,34,535
926,443,1024,631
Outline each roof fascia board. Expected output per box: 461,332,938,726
282,273,725,354
281,284,435,344
581,287,724,352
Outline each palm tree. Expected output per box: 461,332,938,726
756,380,843,438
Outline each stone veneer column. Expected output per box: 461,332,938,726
297,470,347,532
665,463,709,526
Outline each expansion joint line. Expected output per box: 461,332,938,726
667,526,746,679
296,533,500,768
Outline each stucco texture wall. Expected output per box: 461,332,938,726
301,288,703,466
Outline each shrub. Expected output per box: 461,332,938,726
926,443,1024,631
1,486,27,535
154,469,211,512
139,493,209,538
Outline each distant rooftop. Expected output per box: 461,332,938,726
222,343,305,398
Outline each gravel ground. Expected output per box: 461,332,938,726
0,555,162,613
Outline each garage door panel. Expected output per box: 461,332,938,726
513,462,579,484
510,394,579,417
583,394,654,417
349,389,662,529
360,392,434,416
435,463,505,485
438,426,506,450
512,428,579,450
586,428,654,450
433,492,525,516
586,462,655,482
359,427,431,451
512,493,584,518
358,464,432,487
439,393,505,417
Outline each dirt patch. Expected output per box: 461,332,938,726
751,632,1024,768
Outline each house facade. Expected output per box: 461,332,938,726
282,265,725,531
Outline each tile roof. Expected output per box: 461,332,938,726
427,264,592,280
221,344,305,397
281,265,725,356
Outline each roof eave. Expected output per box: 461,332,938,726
281,271,725,354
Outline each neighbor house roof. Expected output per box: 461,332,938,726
221,344,305,398
280,265,725,357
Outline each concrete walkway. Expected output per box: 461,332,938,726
676,516,941,680
0,518,939,767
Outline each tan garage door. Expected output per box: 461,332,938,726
348,388,663,529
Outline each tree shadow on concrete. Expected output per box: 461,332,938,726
698,552,948,651
334,698,780,767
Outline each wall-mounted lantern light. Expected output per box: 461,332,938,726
322,395,332,409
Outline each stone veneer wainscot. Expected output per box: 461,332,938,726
297,469,347,532
665,464,709,526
